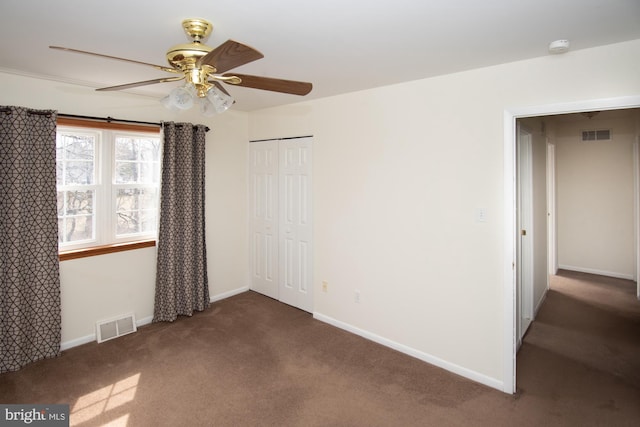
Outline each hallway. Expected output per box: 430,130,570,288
516,270,640,423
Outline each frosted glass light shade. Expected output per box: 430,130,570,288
160,86,194,111
160,83,233,115
198,97,217,117
207,87,234,114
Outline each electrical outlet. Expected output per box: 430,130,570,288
354,290,360,303
322,281,328,292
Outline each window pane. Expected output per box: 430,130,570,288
64,190,94,215
115,137,160,161
61,134,94,159
115,188,158,236
64,161,94,185
59,215,94,243
115,136,160,184
115,137,137,161
57,190,95,244
115,161,136,183
115,162,160,184
117,210,157,235
57,133,95,160
56,132,96,186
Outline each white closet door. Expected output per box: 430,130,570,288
249,141,279,299
249,138,313,312
279,138,313,312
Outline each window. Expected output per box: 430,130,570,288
56,119,161,254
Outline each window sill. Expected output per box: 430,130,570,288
59,240,156,261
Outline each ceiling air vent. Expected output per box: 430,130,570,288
96,313,137,343
581,129,611,141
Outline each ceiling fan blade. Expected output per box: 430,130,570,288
49,46,180,74
96,76,185,91
222,73,312,96
198,40,264,73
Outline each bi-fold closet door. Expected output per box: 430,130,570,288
249,137,313,312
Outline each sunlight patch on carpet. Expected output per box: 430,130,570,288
70,373,140,426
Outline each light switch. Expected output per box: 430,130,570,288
476,208,487,223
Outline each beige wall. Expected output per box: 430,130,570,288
554,112,637,279
248,39,640,388
0,72,249,347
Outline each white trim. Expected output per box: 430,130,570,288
634,139,640,298
313,312,503,392
210,286,250,303
503,95,640,395
60,334,94,351
557,265,634,281
503,110,517,394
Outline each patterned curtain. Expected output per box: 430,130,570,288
0,106,61,373
153,122,209,322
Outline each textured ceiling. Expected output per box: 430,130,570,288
1,0,639,111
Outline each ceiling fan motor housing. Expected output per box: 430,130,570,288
166,42,212,71
166,18,214,70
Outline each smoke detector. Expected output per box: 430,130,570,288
548,39,570,54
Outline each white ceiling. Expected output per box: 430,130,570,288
1,0,639,112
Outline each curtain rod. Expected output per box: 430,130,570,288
0,109,209,132
59,113,162,127
59,114,209,132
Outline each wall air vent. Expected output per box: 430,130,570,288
96,313,137,343
581,129,611,141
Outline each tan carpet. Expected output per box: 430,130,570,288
1,271,639,426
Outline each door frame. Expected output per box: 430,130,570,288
502,95,640,394
634,139,640,297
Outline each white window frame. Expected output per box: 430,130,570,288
56,122,161,252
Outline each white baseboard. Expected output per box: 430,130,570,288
558,265,634,281
210,285,250,303
534,289,547,317
60,334,94,351
61,287,248,351
313,312,504,392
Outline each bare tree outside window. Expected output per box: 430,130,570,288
114,136,161,237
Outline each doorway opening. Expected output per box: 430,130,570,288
503,96,640,394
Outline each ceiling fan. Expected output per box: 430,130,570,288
50,18,312,114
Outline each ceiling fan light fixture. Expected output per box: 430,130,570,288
160,82,234,115
207,86,234,114
160,84,195,111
